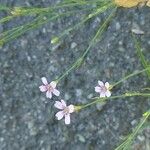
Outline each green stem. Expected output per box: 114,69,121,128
0,5,10,11
55,3,114,41
6,0,112,16
75,67,150,111
0,8,92,45
56,7,116,83
111,67,150,88
115,112,150,150
79,92,150,110
132,33,150,79
49,0,111,9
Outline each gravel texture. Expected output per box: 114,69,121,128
0,0,150,150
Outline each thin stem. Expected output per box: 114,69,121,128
115,112,150,150
0,5,10,11
112,67,150,88
75,67,150,111
0,16,14,23
56,7,116,82
55,3,114,41
49,0,110,9
5,0,112,16
132,33,150,79
0,8,92,45
79,92,150,110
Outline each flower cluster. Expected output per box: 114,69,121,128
39,77,111,125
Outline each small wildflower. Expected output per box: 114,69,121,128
54,100,74,125
95,81,111,97
39,77,60,99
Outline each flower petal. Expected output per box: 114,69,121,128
54,101,64,109
100,92,106,97
53,89,60,96
105,82,110,89
65,114,70,125
61,100,66,107
106,90,111,97
68,105,74,113
50,81,56,88
95,86,101,92
39,85,47,92
46,91,52,99
55,111,64,120
98,80,104,86
41,77,48,85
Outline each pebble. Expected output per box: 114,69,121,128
71,42,77,49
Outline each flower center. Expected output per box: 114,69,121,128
46,84,54,92
63,107,69,115
100,86,107,93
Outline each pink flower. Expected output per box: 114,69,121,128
54,100,74,125
95,81,111,97
39,77,60,99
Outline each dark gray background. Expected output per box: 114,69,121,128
0,0,150,150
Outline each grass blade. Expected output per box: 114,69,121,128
132,33,150,79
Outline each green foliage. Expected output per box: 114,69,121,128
0,7,92,46
0,5,10,11
51,2,114,44
132,34,150,79
56,7,116,82
0,0,113,46
114,111,150,150
112,67,150,88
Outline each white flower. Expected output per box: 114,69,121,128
39,77,60,99
95,81,111,97
54,100,74,125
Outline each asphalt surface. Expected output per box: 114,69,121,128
0,1,150,150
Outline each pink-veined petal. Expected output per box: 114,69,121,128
46,91,52,99
68,105,74,113
54,101,64,109
98,81,104,86
95,86,101,92
50,81,57,88
106,90,111,97
53,89,60,96
105,82,110,89
65,114,70,125
39,85,47,92
55,111,64,120
41,77,48,85
61,100,66,107
100,92,106,98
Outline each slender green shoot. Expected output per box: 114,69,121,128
112,67,150,88
0,7,93,45
3,0,112,16
0,16,14,23
56,7,116,83
51,2,114,44
114,111,150,150
0,5,10,11
132,33,150,79
74,67,150,110
79,92,150,110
